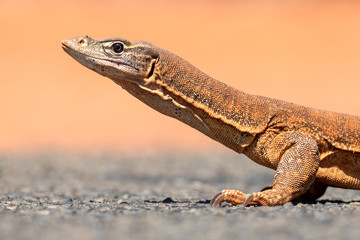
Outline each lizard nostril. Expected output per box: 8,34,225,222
78,37,87,46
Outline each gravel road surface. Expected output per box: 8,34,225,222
1,152,360,240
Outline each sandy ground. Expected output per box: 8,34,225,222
1,152,360,240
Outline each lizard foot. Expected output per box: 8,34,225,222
210,189,293,207
210,190,250,207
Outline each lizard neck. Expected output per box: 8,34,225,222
140,48,274,152
158,48,272,131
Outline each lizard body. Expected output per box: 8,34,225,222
62,36,360,206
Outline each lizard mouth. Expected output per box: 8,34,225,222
61,42,73,54
61,41,86,60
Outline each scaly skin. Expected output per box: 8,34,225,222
62,36,360,207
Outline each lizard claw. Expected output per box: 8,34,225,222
210,192,225,207
210,190,248,207
244,194,255,207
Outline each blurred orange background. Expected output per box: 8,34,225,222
1,0,360,154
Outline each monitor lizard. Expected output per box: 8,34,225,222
62,36,360,207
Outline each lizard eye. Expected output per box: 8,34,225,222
111,42,124,54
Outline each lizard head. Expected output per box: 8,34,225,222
62,36,159,83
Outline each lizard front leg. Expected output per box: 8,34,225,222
211,132,320,207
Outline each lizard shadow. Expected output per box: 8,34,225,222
293,199,360,205
146,198,360,205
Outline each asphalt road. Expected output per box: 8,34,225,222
1,152,360,240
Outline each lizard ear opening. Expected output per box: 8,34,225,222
146,58,156,79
